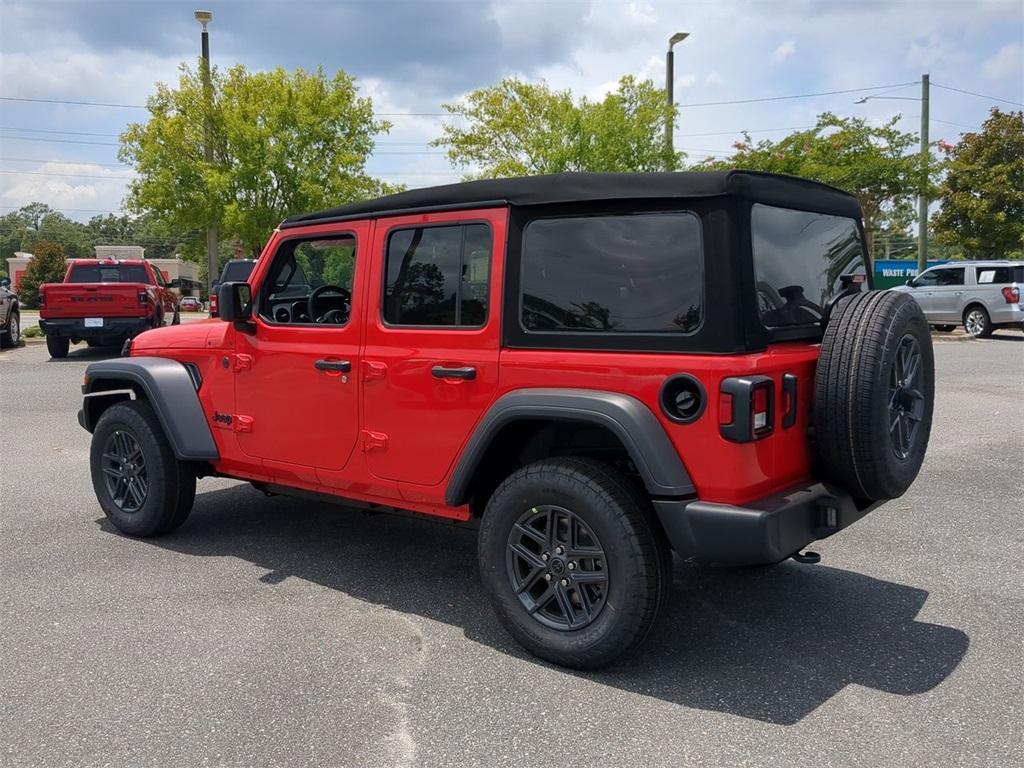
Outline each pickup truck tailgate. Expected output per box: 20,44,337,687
40,283,149,319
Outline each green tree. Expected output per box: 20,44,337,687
121,63,398,258
433,75,678,177
696,113,929,262
932,108,1024,259
26,212,92,259
17,240,67,308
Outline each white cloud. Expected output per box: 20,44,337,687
0,162,131,215
705,71,724,86
982,42,1022,78
771,40,796,64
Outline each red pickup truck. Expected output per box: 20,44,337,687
40,259,180,358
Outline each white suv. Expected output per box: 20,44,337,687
893,261,1024,337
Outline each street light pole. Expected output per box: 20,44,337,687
665,32,689,171
918,73,930,273
195,10,217,301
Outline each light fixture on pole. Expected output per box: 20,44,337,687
194,10,218,301
665,32,689,170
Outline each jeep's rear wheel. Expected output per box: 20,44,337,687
814,290,935,501
478,457,670,669
90,400,196,537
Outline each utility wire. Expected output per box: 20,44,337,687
679,82,918,108
931,83,1024,108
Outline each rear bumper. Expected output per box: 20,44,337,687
39,317,151,341
653,482,881,565
990,304,1024,326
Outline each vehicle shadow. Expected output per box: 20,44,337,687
46,344,122,362
100,483,970,726
985,331,1023,342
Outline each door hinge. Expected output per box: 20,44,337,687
232,415,254,433
362,360,388,382
361,429,388,452
232,353,253,372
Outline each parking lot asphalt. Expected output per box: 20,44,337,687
1,332,1022,767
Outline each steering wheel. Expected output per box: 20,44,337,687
308,284,351,324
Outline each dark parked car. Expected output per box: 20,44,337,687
0,277,21,348
209,260,257,317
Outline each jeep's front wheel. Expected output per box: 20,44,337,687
478,458,670,669
90,400,196,537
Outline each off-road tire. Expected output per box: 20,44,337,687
932,324,956,333
90,400,196,537
814,290,934,502
963,305,992,338
478,457,671,669
0,312,19,348
46,334,69,359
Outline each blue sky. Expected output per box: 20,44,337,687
0,0,1021,223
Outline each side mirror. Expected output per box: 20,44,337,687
905,278,916,287
218,282,255,332
0,278,10,288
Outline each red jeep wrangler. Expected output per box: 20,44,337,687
40,258,180,358
78,172,934,668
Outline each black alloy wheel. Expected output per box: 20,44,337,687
887,334,926,460
506,504,609,631
102,429,148,513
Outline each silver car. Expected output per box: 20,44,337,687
892,260,1024,337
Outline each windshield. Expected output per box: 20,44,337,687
68,263,149,284
751,204,867,328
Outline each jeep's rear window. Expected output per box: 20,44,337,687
751,204,867,328
68,264,149,283
520,213,702,334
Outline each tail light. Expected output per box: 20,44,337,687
39,290,45,308
1002,286,1020,304
720,376,775,442
210,294,218,313
138,289,149,305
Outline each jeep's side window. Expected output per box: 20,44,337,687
520,213,703,334
383,223,491,327
259,234,357,325
751,204,867,328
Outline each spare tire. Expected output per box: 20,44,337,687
813,290,934,501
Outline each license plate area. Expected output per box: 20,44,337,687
84,318,103,328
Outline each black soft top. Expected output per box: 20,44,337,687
281,170,862,228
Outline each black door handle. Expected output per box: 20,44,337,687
432,365,476,381
314,359,351,372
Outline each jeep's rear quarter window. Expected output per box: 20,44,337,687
383,223,491,327
520,213,702,334
68,263,150,283
751,204,867,328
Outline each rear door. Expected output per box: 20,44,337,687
361,208,506,487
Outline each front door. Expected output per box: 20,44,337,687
233,223,368,472
361,209,506,487
928,266,966,322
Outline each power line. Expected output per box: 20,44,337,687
0,126,121,138
1,135,120,146
679,81,919,108
931,83,1024,108
0,169,132,180
0,95,451,117
0,156,129,168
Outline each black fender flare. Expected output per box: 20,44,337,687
80,357,219,461
445,388,694,506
